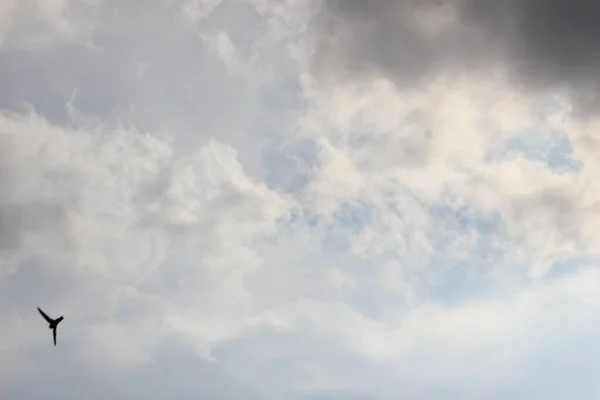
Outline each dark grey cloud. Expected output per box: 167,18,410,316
312,0,490,88
314,0,600,113
462,0,600,111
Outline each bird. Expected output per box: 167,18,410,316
37,307,64,346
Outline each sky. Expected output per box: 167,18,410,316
2,0,600,398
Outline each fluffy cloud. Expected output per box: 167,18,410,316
3,1,600,399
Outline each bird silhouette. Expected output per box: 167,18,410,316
37,307,64,346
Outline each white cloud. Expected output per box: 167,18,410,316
0,0,17,45
177,0,222,24
0,0,100,49
296,67,600,279
3,1,600,399
0,107,295,371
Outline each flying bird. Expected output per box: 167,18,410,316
37,307,64,346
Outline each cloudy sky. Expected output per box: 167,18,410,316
2,0,600,398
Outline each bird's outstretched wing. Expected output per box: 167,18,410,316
38,307,53,323
53,328,57,346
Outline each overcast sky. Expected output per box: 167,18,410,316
2,0,600,399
